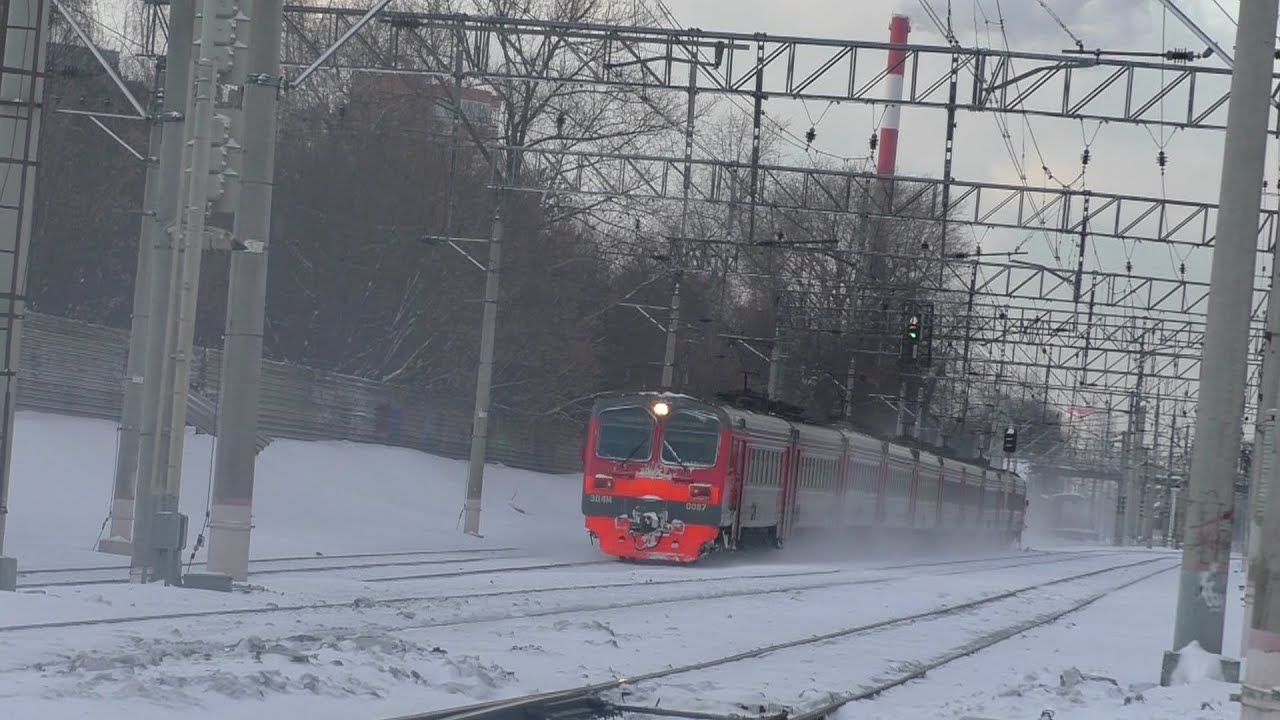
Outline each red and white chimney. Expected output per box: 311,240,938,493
876,14,911,177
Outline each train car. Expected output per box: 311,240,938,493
581,391,1028,563
1044,492,1095,541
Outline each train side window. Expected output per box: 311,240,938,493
851,457,876,494
889,462,910,496
747,447,781,487
942,479,962,503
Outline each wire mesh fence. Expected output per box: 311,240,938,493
17,312,584,475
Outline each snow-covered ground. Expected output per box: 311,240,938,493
0,411,1249,720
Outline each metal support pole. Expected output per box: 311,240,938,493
1115,430,1129,546
661,59,695,391
937,46,958,287
767,322,783,402
958,257,977,426
102,57,167,555
1124,341,1146,543
1145,392,1163,548
660,284,680,388
207,0,284,582
894,377,908,437
1170,0,1277,669
129,0,194,579
0,0,49,590
1090,477,1103,541
462,156,508,537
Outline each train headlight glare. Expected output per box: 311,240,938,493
653,401,670,417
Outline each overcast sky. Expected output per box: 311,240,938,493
80,0,1270,425
653,0,1278,421
658,0,1266,285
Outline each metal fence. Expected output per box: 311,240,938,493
16,312,584,475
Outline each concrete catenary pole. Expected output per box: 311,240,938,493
1242,404,1280,719
1240,119,1280,653
133,0,224,582
103,63,164,553
1169,0,1277,663
0,0,50,590
207,0,283,581
129,0,195,577
462,154,508,537
105,2,194,554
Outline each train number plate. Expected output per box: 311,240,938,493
587,495,614,504
685,503,708,511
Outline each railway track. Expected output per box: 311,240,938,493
0,547,1141,638
17,546,522,577
379,555,1174,720
13,549,582,589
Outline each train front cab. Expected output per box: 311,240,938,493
582,394,731,562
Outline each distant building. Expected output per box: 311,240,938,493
47,41,121,77
351,72,502,143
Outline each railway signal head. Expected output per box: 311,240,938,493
905,315,921,344
1003,426,1018,453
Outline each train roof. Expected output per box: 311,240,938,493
591,390,1024,481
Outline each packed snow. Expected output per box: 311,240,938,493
0,411,1249,720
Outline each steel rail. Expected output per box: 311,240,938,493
381,555,1171,720
0,550,1120,635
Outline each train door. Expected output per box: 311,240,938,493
977,478,987,528
727,438,748,546
834,435,851,528
778,428,801,542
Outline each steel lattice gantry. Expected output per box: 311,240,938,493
507,148,1280,252
128,4,1264,486
267,5,1280,131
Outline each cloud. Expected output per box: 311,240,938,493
967,0,1158,50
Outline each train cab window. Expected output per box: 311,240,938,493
661,410,721,467
595,406,655,462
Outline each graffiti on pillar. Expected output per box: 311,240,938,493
1198,568,1227,613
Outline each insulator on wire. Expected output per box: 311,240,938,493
805,126,816,145
1081,148,1091,166
1157,150,1168,168
1179,262,1186,276
1126,260,1133,274
1165,48,1196,64
869,132,878,151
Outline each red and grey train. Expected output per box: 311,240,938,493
581,392,1028,563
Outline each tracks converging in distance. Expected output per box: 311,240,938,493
0,548,1135,635
380,555,1175,720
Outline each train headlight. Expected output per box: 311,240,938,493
653,401,670,417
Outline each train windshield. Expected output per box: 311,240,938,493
595,406,655,462
661,410,720,467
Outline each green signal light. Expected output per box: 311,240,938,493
906,315,921,343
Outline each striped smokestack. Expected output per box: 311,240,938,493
876,14,911,177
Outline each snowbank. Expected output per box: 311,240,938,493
5,410,588,568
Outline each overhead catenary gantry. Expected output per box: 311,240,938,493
264,4,1275,131
289,7,1264,464
113,3,1269,525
